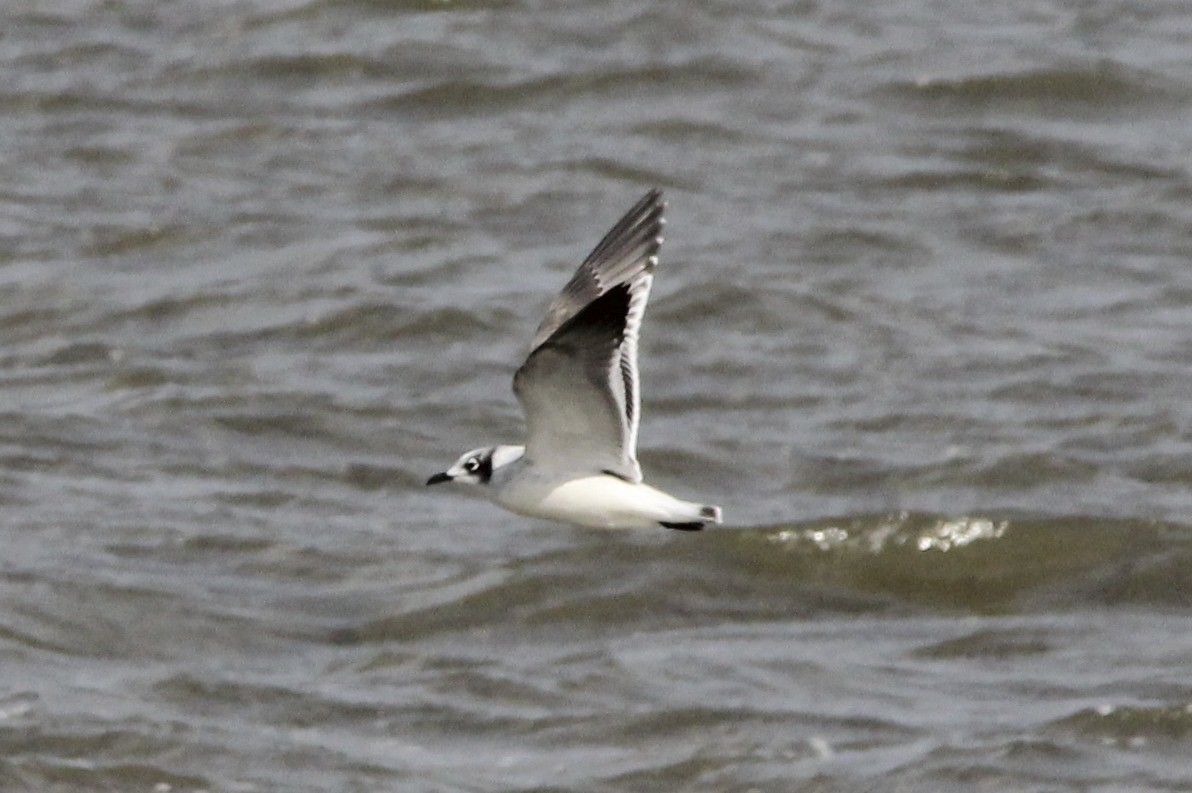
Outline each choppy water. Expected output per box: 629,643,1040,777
4,1,1192,791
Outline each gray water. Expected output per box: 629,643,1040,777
4,1,1192,791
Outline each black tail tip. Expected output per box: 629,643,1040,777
700,505,722,523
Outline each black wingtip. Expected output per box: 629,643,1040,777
580,189,666,274
659,521,705,531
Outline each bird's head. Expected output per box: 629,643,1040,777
426,445,524,487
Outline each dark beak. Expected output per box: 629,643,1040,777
426,471,452,486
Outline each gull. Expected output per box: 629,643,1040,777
427,189,722,530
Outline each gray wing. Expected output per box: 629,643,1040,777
529,188,665,350
514,190,664,481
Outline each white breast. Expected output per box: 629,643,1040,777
495,467,705,530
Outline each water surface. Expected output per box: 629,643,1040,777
3,1,1192,791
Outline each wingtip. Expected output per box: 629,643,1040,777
532,188,668,349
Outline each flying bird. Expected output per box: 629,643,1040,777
427,189,722,530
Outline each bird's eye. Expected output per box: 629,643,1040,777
464,458,480,472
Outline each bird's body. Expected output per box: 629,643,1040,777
427,189,721,531
487,448,715,530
